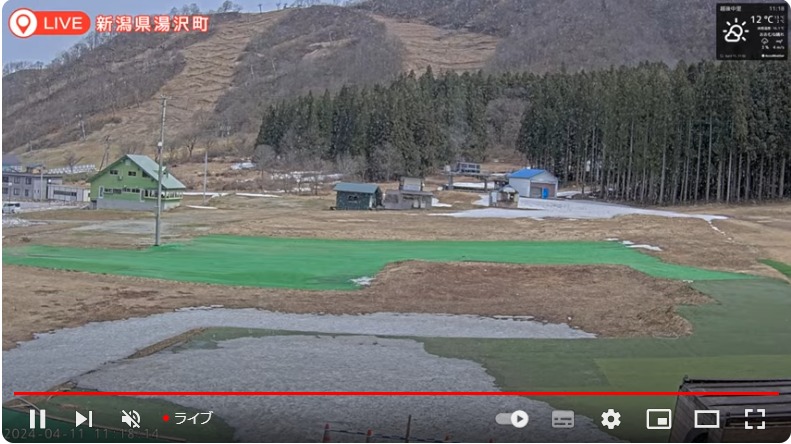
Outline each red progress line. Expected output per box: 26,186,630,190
13,391,780,397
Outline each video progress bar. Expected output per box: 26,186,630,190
14,391,781,397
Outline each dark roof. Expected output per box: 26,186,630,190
89,154,186,189
334,182,381,194
679,378,791,421
2,154,21,166
509,168,549,179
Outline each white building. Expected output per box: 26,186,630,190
48,184,90,202
507,168,559,199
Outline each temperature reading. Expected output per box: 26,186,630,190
751,15,784,24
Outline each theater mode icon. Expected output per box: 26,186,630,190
694,410,720,429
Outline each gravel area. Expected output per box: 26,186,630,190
3,309,592,401
442,198,727,222
73,335,618,442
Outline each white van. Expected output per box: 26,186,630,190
2,202,21,214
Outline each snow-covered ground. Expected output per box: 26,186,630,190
3,309,594,402
235,192,282,198
448,181,497,190
556,191,582,198
440,197,727,223
71,335,617,442
432,197,452,208
183,192,229,198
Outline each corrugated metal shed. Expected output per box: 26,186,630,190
333,183,381,194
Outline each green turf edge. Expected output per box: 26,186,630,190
761,259,791,278
2,236,752,291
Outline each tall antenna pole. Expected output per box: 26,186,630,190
155,96,168,246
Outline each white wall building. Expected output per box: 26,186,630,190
507,169,559,199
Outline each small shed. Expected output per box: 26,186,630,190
670,377,791,443
508,168,559,199
383,177,434,210
333,182,382,210
454,162,481,174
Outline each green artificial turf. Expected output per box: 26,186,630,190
761,259,791,278
3,235,748,290
420,278,791,442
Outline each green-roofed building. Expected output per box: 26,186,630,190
333,182,382,210
88,154,186,211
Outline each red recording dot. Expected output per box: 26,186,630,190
163,414,170,422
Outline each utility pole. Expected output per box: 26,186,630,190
202,149,208,205
258,3,263,13
155,96,168,247
39,165,45,201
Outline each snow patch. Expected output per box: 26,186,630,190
627,244,663,252
473,195,490,206
431,198,452,208
350,276,374,287
183,192,228,198
186,205,218,210
439,198,728,222
235,193,282,198
231,162,256,170
175,305,224,311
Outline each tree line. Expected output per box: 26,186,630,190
256,60,790,204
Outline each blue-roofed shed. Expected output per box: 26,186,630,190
507,168,559,198
333,182,383,210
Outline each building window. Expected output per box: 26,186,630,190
2,188,7,195
347,195,359,202
110,169,119,175
13,177,20,184
25,177,32,185
13,189,19,196
128,171,137,176
24,190,29,197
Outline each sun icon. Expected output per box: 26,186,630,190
723,18,749,43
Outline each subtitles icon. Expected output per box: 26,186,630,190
552,410,574,428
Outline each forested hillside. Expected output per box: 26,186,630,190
358,0,787,73
256,60,791,204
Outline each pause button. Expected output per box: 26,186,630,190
29,409,46,429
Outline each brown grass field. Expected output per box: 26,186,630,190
3,190,790,350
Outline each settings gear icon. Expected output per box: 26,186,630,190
601,409,621,429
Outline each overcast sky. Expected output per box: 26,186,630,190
2,0,284,64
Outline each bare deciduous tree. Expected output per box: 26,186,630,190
63,152,84,173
